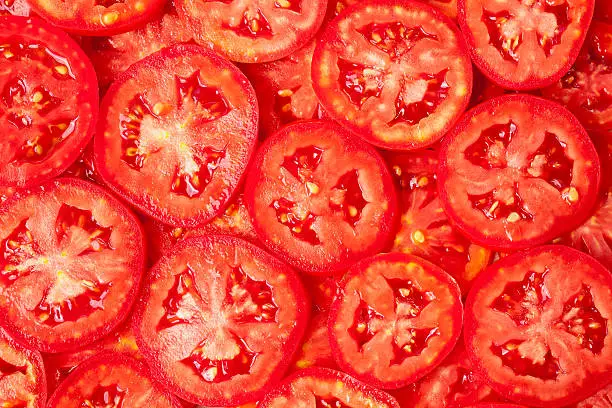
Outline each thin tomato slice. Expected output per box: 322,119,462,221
258,368,400,408
464,245,612,406
95,44,258,227
458,0,594,89
244,120,397,274
0,16,98,189
175,0,327,63
0,178,144,353
0,0,31,16
329,253,463,389
438,94,601,250
312,0,472,150
133,235,309,406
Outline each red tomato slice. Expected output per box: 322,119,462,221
244,120,397,274
259,368,400,408
312,0,472,150
386,149,492,293
464,245,612,406
465,405,528,408
542,21,611,131
571,382,612,408
48,352,181,407
0,0,31,16
29,0,166,36
290,311,337,372
328,253,463,389
0,16,98,189
438,94,601,250
0,178,144,353
459,0,594,89
175,0,327,63
133,235,309,406
0,328,46,408
94,44,258,228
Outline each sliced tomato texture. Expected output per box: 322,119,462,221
459,0,594,89
61,143,99,184
329,253,463,389
0,178,143,353
48,353,181,407
386,149,492,293
175,0,327,63
0,16,98,189
258,368,400,408
244,120,397,274
291,312,337,372
438,94,601,250
95,44,258,227
464,245,612,406
133,235,308,406
570,382,612,408
542,21,611,131
0,328,46,408
303,274,342,313
0,0,31,16
29,0,166,36
465,405,528,408
312,0,472,150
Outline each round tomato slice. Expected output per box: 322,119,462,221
175,0,327,63
328,253,463,389
386,149,492,293
0,328,46,408
29,0,166,36
312,0,472,150
438,94,601,250
94,44,258,228
0,16,98,189
244,120,397,274
133,235,309,406
542,21,611,131
464,245,612,406
290,312,337,372
48,352,181,407
0,178,144,353
0,0,31,16
458,0,594,90
259,368,400,408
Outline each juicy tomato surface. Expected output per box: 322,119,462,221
175,0,328,63
244,120,397,274
329,252,463,389
0,178,144,353
290,311,337,372
0,0,31,16
465,405,528,408
464,245,612,406
570,382,612,407
0,328,46,408
61,143,99,184
95,44,258,228
133,235,309,406
0,16,98,189
594,0,611,21
438,94,601,250
258,367,400,408
303,274,343,313
312,0,472,150
459,0,595,89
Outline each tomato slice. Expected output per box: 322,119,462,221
571,383,612,408
312,0,472,150
0,328,46,408
0,0,31,16
438,94,601,250
465,405,528,408
595,0,611,21
290,311,337,372
328,253,463,389
0,16,98,189
133,235,309,406
175,0,327,63
258,368,400,408
542,21,611,131
385,149,492,293
94,44,258,228
458,0,594,89
244,120,397,274
464,245,612,406
0,178,144,353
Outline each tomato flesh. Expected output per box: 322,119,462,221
0,0,31,16
571,382,612,408
291,312,337,372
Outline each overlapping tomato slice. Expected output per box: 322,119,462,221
290,312,337,372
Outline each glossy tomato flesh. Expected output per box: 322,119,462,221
290,311,337,372
0,0,31,16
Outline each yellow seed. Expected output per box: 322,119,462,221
506,212,521,223
306,181,320,195
250,19,260,33
563,186,579,203
102,11,119,26
153,102,172,116
488,201,499,214
412,229,425,244
54,65,68,75
125,147,138,156
399,287,411,297
280,213,288,223
403,344,412,353
33,144,43,155
3,50,13,58
348,206,358,217
589,322,601,329
292,226,302,233
356,323,366,333
417,176,429,187
277,88,293,98
276,0,291,7
281,103,292,113
393,165,402,176
203,366,218,382
371,32,382,43
32,91,43,103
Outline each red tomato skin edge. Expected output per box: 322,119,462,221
131,234,311,407
94,44,259,228
312,0,473,151
327,252,464,390
463,245,612,407
0,177,145,353
457,0,595,90
258,367,401,408
437,94,601,251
